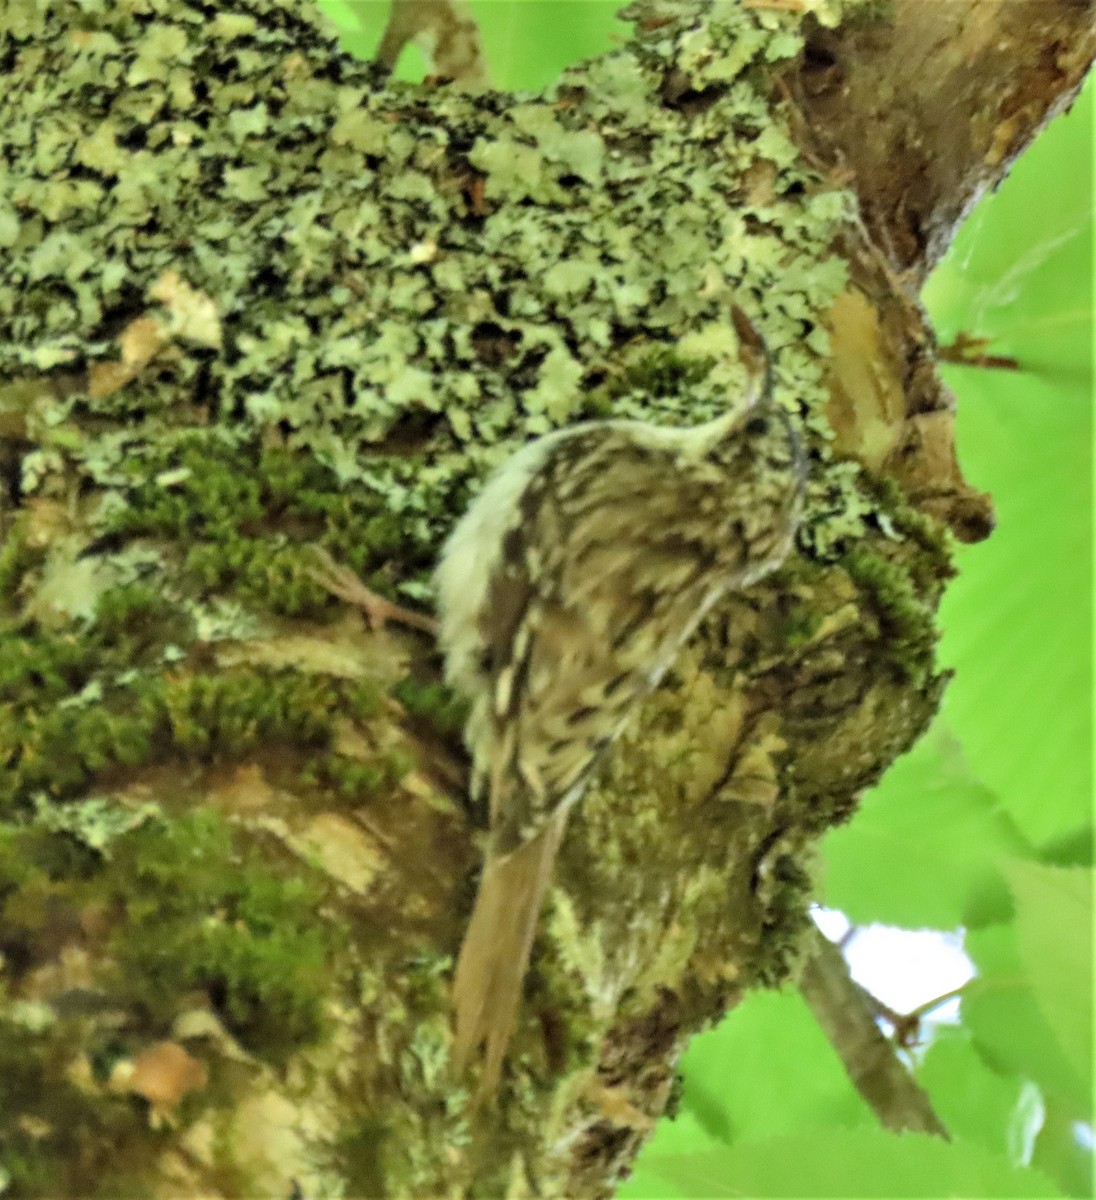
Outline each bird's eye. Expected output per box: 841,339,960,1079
744,415,769,436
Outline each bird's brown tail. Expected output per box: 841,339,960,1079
451,805,569,1099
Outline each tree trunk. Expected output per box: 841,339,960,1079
0,0,1091,1195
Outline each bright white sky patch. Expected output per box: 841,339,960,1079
812,907,975,1029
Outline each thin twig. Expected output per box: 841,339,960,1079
907,984,968,1022
309,546,439,636
937,331,1021,371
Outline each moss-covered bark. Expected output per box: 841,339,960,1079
0,0,1089,1194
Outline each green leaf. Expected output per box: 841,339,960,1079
678,990,872,1144
655,1108,725,1158
1003,861,1093,1071
964,923,1090,1112
470,1,625,91
821,724,1024,928
323,0,626,90
1031,1098,1096,1199
917,1026,1042,1162
924,78,1093,851
623,1129,1063,1199
935,365,1092,850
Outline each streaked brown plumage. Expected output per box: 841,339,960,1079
436,313,805,1097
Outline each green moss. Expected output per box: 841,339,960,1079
0,625,98,708
106,437,265,541
2,810,340,1063
567,346,722,423
390,678,468,738
91,581,195,659
0,664,351,812
863,473,955,593
1,677,167,808
0,583,194,707
259,448,346,515
104,810,339,1056
97,435,440,614
164,668,335,757
778,602,824,649
841,549,938,685
302,747,413,802
616,347,716,401
0,582,194,807
752,853,813,988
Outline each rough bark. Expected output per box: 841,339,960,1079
788,0,1096,281
0,0,1090,1196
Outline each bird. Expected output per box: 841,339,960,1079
432,308,806,1098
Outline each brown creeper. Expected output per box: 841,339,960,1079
437,313,805,1096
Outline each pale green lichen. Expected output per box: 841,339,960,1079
29,792,162,853
4,0,872,586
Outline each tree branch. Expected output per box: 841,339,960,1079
799,925,950,1138
376,0,490,88
787,0,1096,281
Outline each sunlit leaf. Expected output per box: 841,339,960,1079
678,990,872,1143
964,923,1090,1112
821,724,1025,928
622,1129,1063,1199
1003,861,1093,1071
918,1025,1042,1163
